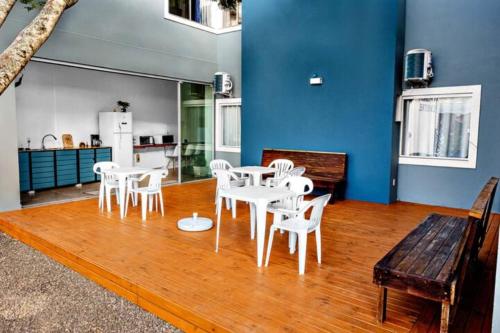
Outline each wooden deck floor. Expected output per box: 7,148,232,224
0,180,496,332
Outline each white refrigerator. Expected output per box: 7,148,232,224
99,112,133,167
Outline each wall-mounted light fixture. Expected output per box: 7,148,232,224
309,74,323,86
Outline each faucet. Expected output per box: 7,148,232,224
41,134,57,150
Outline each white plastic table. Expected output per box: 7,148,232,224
105,167,151,219
230,166,276,186
217,186,295,267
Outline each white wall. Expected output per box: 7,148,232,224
0,86,21,211
16,62,178,149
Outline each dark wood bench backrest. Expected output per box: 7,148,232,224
261,148,347,179
468,177,499,255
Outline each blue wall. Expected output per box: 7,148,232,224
398,0,500,211
242,0,404,203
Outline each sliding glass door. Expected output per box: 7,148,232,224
179,82,214,182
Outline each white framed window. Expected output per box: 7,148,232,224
397,85,481,169
164,0,242,34
216,98,241,153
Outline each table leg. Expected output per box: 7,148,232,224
249,202,256,240
255,200,268,267
377,286,387,323
118,175,127,219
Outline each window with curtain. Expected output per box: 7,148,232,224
398,85,481,169
166,0,242,33
216,98,241,152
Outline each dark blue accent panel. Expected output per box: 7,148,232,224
242,0,404,203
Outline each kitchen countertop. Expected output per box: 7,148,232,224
18,146,112,152
133,143,177,150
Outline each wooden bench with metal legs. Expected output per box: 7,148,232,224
374,177,498,333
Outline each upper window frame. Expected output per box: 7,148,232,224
164,0,242,35
215,98,241,153
397,85,482,169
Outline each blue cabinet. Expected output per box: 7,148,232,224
79,149,96,183
18,152,30,192
31,151,56,190
18,147,112,192
56,150,78,186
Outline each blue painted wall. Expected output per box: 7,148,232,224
242,0,404,203
398,0,500,211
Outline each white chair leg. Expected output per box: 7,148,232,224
149,194,154,212
298,231,308,275
105,187,112,212
155,194,158,212
225,197,231,210
159,191,165,216
124,191,130,217
316,227,322,264
231,198,237,219
98,181,104,211
141,193,148,221
115,189,120,205
215,197,223,252
289,231,297,254
265,226,276,267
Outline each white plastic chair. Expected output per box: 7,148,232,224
287,166,306,177
93,162,120,212
265,194,331,275
165,145,180,171
264,159,294,187
125,169,167,221
209,159,247,213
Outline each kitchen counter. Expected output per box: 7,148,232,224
133,143,176,150
18,146,111,152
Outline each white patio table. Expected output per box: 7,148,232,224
105,167,151,219
217,186,295,267
229,166,276,186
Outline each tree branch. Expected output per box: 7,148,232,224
0,0,17,28
0,0,78,94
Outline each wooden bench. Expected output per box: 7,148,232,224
373,177,498,333
261,148,347,203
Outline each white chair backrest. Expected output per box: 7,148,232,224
139,169,167,191
184,144,196,156
277,176,314,209
166,145,180,157
269,159,294,178
213,169,238,191
209,159,232,176
307,194,331,230
287,166,306,177
93,161,119,175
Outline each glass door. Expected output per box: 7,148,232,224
179,82,214,182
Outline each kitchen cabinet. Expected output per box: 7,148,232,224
18,147,112,192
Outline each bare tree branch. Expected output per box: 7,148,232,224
0,0,17,28
0,0,78,94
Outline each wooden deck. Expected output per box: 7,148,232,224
0,180,497,332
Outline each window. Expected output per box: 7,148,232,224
165,0,242,34
397,85,481,169
216,98,241,152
